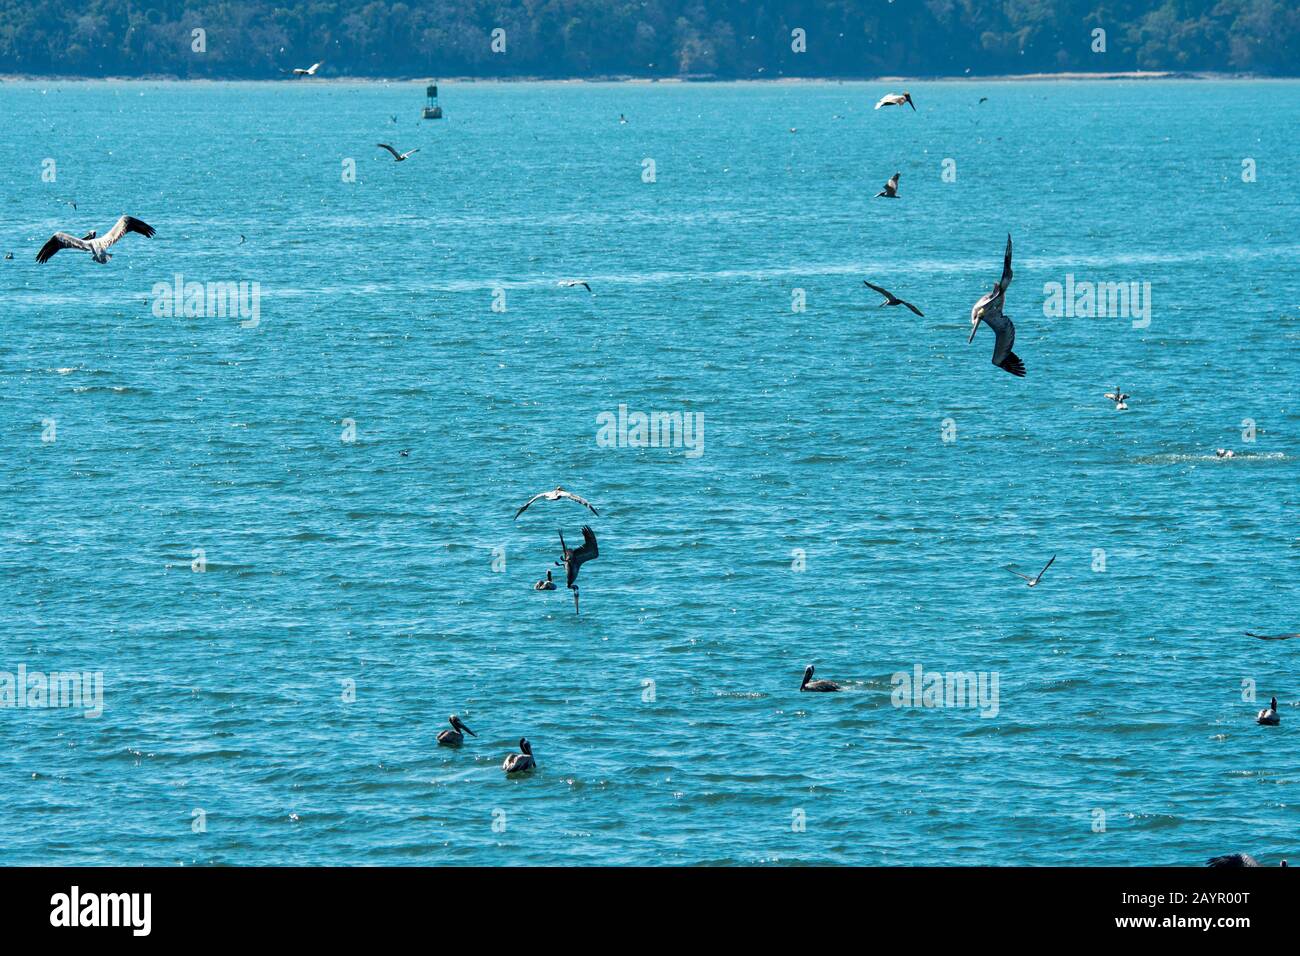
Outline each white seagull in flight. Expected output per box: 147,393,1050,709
513,486,599,520
36,215,155,265
292,61,323,76
1005,554,1055,588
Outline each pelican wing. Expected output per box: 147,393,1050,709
377,143,402,159
998,234,1013,293
102,215,155,249
1034,554,1056,583
513,491,547,520
1004,567,1034,582
558,490,599,516
565,525,599,586
983,311,1024,377
899,298,924,317
35,232,92,263
401,148,421,159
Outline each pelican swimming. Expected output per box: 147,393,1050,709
875,172,901,199
864,281,923,316
559,280,593,293
1245,631,1299,641
968,234,1025,377
377,143,420,162
513,486,599,520
534,570,556,591
1216,449,1235,459
1257,696,1280,726
556,525,599,614
1104,387,1130,410
502,737,536,774
292,61,323,76
801,665,840,692
36,216,155,265
437,715,476,746
874,91,915,111
1005,554,1055,588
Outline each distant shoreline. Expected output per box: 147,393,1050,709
2,70,1295,83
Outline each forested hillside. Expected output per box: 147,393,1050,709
0,0,1296,77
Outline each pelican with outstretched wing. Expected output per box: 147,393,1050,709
292,61,323,76
556,525,599,614
377,143,420,162
864,281,923,316
1005,554,1055,588
968,234,1024,377
36,216,155,265
513,486,598,520
1104,386,1130,410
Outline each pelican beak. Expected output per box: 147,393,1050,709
463,725,476,737
967,320,979,344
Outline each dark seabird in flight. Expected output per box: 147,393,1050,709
377,143,420,162
875,172,901,199
864,280,923,316
36,215,155,265
1005,554,1055,588
556,525,598,614
968,234,1024,377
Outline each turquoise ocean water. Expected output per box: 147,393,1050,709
0,79,1297,865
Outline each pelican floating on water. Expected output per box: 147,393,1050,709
514,486,599,520
36,216,155,265
437,715,476,746
1207,853,1287,867
502,737,536,774
1104,387,1130,410
556,525,599,614
968,234,1025,377
1005,554,1055,588
1216,449,1235,459
1257,696,1280,726
534,570,556,591
864,281,923,316
875,92,915,111
801,665,840,692
875,172,901,199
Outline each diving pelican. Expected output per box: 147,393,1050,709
437,715,476,746
1245,631,1299,641
513,485,599,520
968,234,1025,377
36,216,155,265
534,570,556,591
502,737,536,774
1257,696,1280,726
556,525,599,614
875,172,901,199
1005,554,1055,588
874,92,915,111
801,665,840,692
864,281,923,316
377,143,420,162
1104,387,1130,410
292,61,323,76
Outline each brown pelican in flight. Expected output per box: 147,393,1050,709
864,281,923,316
1245,631,1299,641
502,738,536,774
377,143,420,162
800,665,840,692
36,216,155,265
513,486,599,520
534,570,556,591
1104,387,1130,410
874,91,915,111
556,526,599,614
437,715,476,746
559,280,593,293
292,61,323,76
968,234,1024,377
1257,696,1280,726
875,172,900,199
1005,554,1055,588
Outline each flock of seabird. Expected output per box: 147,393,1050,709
23,83,1293,831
